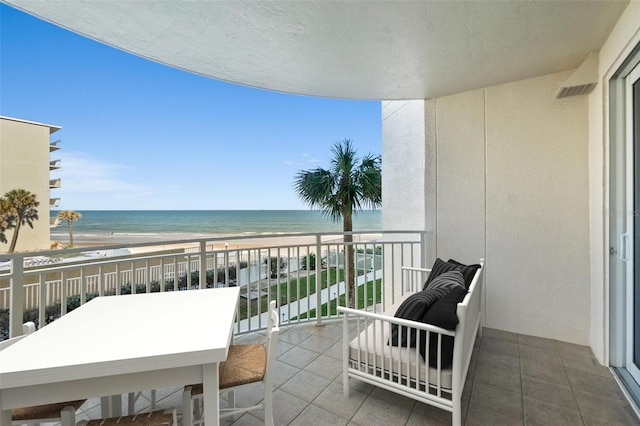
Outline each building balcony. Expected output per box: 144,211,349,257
50,217,61,228
49,159,61,170
49,197,60,207
49,178,61,189
0,231,637,424
49,139,61,152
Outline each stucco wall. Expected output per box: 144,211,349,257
381,100,428,233
382,71,591,344
0,118,53,252
381,100,434,305
434,89,486,264
484,72,590,343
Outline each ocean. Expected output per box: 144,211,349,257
50,210,382,242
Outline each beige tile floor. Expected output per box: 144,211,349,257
70,321,640,425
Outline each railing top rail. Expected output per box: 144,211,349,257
0,230,428,260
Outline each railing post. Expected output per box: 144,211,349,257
315,234,323,326
10,255,25,337
200,241,207,290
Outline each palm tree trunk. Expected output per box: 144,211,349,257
68,221,74,246
344,210,355,308
8,222,21,253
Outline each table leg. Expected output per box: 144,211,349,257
203,363,220,426
1,409,11,426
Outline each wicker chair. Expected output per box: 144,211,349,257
0,322,87,426
78,408,177,426
182,300,280,426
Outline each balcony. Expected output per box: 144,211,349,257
49,159,61,170
0,231,637,424
49,217,61,228
49,139,61,152
49,197,60,207
56,324,639,425
49,178,61,189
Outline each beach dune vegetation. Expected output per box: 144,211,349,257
263,256,286,278
300,252,322,271
294,139,381,308
57,210,82,247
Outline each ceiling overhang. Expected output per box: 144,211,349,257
4,0,630,100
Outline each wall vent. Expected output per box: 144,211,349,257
556,51,598,99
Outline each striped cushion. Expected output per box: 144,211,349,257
390,270,465,347
447,258,482,289
425,270,465,293
422,258,463,290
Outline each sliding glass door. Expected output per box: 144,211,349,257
626,62,640,383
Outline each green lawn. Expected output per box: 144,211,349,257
293,278,382,320
237,269,345,320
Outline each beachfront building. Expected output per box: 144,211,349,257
3,0,640,422
0,115,62,252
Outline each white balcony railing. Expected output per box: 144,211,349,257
0,231,429,340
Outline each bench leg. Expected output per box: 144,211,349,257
452,401,462,426
343,374,350,397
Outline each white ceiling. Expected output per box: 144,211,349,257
5,0,630,100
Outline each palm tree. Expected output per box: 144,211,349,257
0,197,15,244
4,189,39,253
57,210,82,246
294,139,381,308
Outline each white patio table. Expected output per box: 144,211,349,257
0,287,240,426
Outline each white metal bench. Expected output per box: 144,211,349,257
338,260,484,426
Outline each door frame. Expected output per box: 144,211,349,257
624,61,640,382
610,44,640,386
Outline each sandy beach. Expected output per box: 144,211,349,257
67,233,382,255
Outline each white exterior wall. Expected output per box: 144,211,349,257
382,71,591,345
381,101,429,233
434,89,486,265
484,72,590,344
381,100,433,305
589,1,640,363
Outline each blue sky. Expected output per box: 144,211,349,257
0,4,381,210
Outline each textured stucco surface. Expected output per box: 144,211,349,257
4,0,628,100
434,89,486,265
381,101,427,233
381,101,428,306
485,71,590,344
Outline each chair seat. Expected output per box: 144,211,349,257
84,409,175,426
12,400,86,421
189,343,266,395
